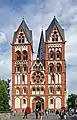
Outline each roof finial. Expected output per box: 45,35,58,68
54,16,55,18
23,16,24,20
42,26,43,31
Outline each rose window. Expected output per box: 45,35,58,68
32,71,44,84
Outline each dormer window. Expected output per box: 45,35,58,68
22,39,24,43
22,36,24,43
18,32,25,43
56,35,58,41
18,39,21,43
21,29,22,32
20,33,23,36
52,30,58,41
54,31,57,34
52,35,54,41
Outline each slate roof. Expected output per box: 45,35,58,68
45,16,65,41
37,30,45,66
21,19,32,43
13,19,32,44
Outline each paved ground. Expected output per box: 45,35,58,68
70,116,77,120
10,112,77,120
10,112,59,120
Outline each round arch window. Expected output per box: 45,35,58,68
23,99,26,104
50,99,53,104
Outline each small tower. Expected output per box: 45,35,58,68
45,17,66,111
12,19,33,112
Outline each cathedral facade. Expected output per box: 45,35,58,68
12,17,66,112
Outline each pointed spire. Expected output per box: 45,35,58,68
13,18,33,44
37,28,45,65
40,28,44,41
45,16,65,41
20,18,32,43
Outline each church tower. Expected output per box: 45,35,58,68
12,19,33,111
45,16,66,110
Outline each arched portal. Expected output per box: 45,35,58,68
32,97,44,111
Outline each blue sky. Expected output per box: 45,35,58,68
0,0,29,7
0,0,77,94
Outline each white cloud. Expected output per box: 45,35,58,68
0,50,11,79
0,32,7,44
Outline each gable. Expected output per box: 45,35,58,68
12,19,32,44
47,26,63,43
31,59,44,71
45,17,65,42
13,27,29,44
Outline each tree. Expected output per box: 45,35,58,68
67,93,77,109
0,79,11,112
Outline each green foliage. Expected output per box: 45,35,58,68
67,93,77,108
0,79,11,112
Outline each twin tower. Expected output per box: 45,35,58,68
12,17,66,112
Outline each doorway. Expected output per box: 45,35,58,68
36,101,41,111
32,97,44,111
